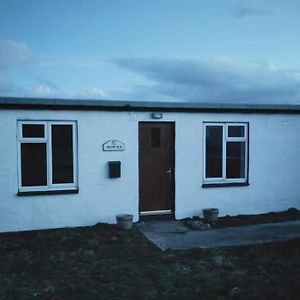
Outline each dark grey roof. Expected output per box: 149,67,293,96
1,96,300,113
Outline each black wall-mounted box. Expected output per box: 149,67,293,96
108,161,121,178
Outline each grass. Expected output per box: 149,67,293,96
0,219,299,300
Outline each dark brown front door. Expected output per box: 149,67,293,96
139,122,174,214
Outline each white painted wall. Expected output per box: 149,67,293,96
0,108,300,232
174,113,300,219
0,109,138,232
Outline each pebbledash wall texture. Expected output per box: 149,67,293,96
0,96,300,232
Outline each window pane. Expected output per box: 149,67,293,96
151,127,161,148
206,126,223,178
21,143,47,186
228,126,244,137
226,142,246,178
22,124,44,138
52,125,74,184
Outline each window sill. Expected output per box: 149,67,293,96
17,188,79,196
202,182,249,188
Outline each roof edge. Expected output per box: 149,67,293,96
1,96,300,113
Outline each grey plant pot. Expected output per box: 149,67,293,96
116,214,133,230
202,208,219,223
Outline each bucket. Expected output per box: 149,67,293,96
202,208,219,223
116,214,133,230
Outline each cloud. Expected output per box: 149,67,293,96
0,40,66,98
230,0,274,18
235,6,272,18
0,39,33,70
33,78,62,97
74,86,107,99
39,60,104,68
113,57,300,103
31,79,108,100
0,39,107,99
0,71,13,93
0,39,33,95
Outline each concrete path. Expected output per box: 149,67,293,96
136,220,300,251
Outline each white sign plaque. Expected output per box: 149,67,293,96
103,140,125,151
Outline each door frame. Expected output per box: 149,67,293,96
138,121,175,216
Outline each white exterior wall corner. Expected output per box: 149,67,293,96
0,108,300,232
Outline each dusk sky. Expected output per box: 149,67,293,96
1,0,300,103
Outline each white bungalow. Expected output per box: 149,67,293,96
0,96,299,232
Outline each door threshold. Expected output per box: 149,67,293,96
139,210,174,222
140,210,172,216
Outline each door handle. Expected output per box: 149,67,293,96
166,167,172,179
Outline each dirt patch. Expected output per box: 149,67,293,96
183,208,300,230
216,207,300,228
0,221,299,299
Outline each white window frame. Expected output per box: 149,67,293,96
203,122,248,184
17,120,78,193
